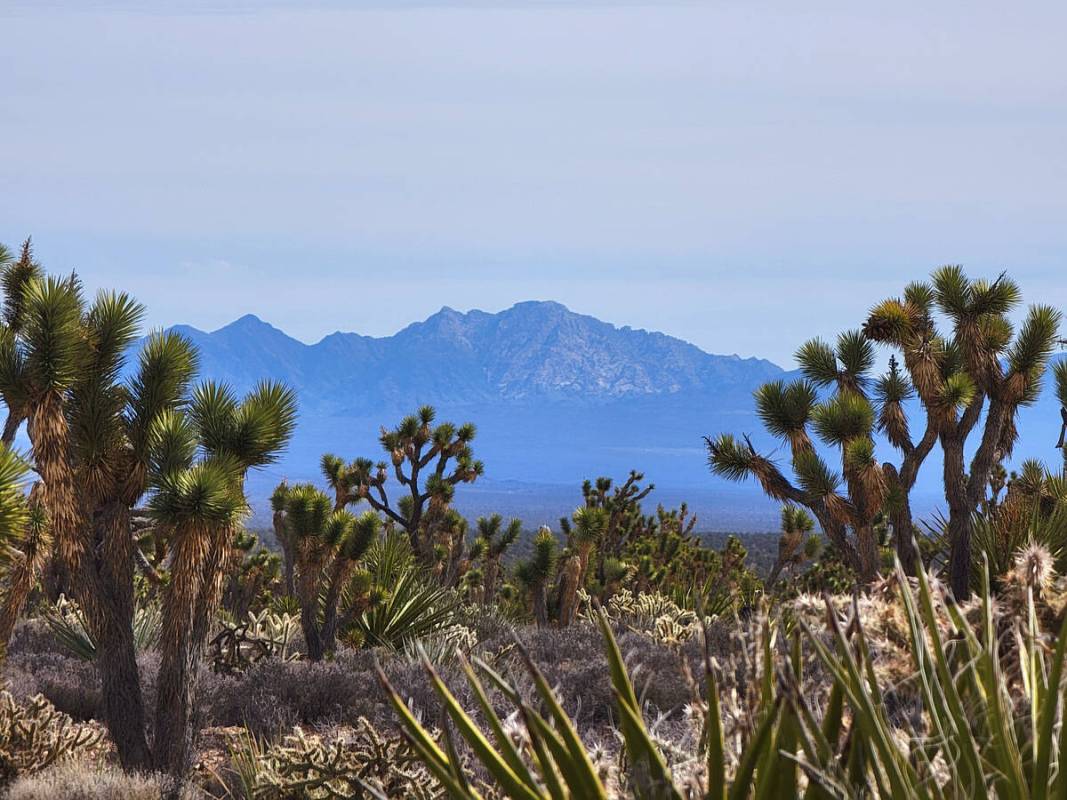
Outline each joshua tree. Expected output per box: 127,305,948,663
220,531,283,619
625,503,701,593
514,526,558,626
863,268,1061,599
469,514,521,606
336,406,483,566
1055,360,1067,471
0,240,44,445
149,380,296,775
270,481,298,596
273,482,377,660
707,331,891,584
766,505,815,589
0,448,35,653
575,472,653,585
0,272,87,602
555,505,608,625
792,333,942,576
64,309,198,770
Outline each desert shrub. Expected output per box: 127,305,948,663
6,619,67,658
0,691,105,787
4,760,190,800
221,718,444,799
2,650,102,721
196,645,485,740
199,649,388,737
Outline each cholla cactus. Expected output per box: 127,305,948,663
0,691,104,785
588,587,704,644
208,609,301,674
228,717,443,799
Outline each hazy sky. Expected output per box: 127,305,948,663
3,1,1066,366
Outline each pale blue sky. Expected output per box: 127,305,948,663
2,1,1066,366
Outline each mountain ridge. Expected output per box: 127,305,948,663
161,301,786,415
139,301,1066,530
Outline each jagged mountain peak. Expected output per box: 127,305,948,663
153,302,786,413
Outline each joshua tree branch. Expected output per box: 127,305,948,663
957,392,985,440
900,416,939,490
364,486,408,529
966,395,1010,506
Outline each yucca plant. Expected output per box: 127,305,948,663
355,561,461,650
797,553,1067,799
923,461,1067,593
388,548,1067,799
42,594,161,662
380,605,794,800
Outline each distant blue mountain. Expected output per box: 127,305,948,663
168,302,783,412
148,302,1067,531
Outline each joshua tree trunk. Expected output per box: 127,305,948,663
28,397,82,605
302,604,326,662
941,431,972,600
89,502,152,770
295,548,327,662
531,585,549,627
273,508,296,597
765,559,787,590
856,526,880,585
319,560,350,658
154,528,210,776
941,397,1011,601
555,555,581,627
883,465,919,576
482,559,500,606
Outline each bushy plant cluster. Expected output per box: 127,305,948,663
0,690,104,786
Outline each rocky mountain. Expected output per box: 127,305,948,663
144,302,1067,530
168,301,782,414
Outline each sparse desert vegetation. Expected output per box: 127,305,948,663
3,240,1067,799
